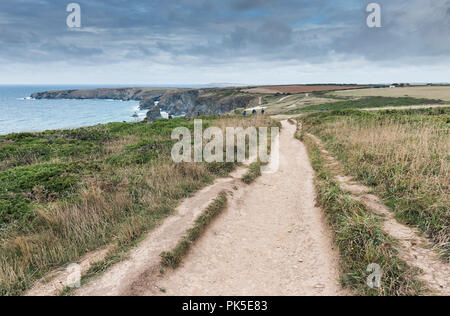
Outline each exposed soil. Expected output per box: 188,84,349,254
144,121,344,296
25,246,111,296
75,168,248,296
74,121,345,296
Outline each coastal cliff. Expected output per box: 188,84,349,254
31,88,179,109
158,89,259,118
31,87,261,121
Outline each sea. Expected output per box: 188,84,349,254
0,85,151,135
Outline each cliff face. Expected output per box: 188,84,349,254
31,88,179,110
30,87,260,120
158,90,200,116
158,89,259,117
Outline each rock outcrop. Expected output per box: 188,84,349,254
30,87,261,119
31,88,179,110
146,105,162,122
158,89,259,117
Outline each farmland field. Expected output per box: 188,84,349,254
245,85,368,94
287,96,445,113
333,86,450,102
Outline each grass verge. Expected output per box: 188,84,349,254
160,192,228,269
242,162,262,184
300,131,425,296
288,96,444,113
0,114,276,296
298,108,449,261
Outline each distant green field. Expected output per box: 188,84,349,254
334,86,450,102
288,96,444,113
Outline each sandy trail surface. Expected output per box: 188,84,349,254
76,120,344,296
75,168,248,296
145,121,344,296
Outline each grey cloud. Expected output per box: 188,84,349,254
0,0,449,69
223,20,293,50
329,0,450,62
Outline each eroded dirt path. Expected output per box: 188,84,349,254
142,121,344,296
75,168,248,296
75,120,344,296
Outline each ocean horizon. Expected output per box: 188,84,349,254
0,85,149,135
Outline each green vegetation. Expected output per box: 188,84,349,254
0,115,275,296
288,96,444,113
299,107,449,261
301,133,424,296
160,192,228,268
0,162,90,225
242,162,262,184
0,126,113,171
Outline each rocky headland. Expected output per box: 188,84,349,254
31,87,178,110
31,87,262,122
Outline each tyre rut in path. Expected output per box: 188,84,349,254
75,168,248,296
77,120,344,296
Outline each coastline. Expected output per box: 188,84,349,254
0,85,147,135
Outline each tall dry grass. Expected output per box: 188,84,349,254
0,160,213,295
302,135,424,296
303,111,449,259
328,118,448,197
0,115,276,296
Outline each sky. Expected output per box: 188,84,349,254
0,0,449,85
